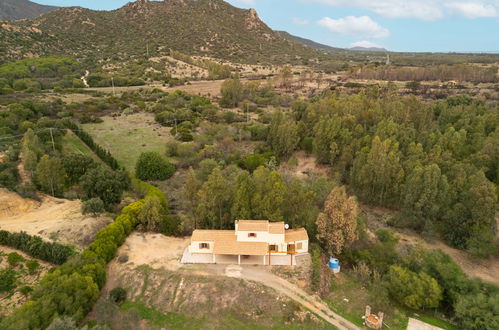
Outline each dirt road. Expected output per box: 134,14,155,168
223,264,359,330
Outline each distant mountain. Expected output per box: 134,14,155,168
276,31,341,53
350,46,388,52
0,0,321,64
0,0,58,21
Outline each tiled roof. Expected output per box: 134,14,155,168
213,241,268,255
237,220,270,232
285,228,308,242
269,222,285,234
191,230,235,242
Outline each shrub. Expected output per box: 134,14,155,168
26,260,39,274
7,252,24,267
82,197,106,215
0,268,16,292
109,287,127,305
19,285,33,296
135,151,176,181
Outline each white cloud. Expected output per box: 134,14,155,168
446,2,497,18
307,0,499,20
317,16,390,39
231,0,256,5
350,40,383,48
292,17,310,25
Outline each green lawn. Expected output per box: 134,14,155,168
82,113,172,170
61,132,102,163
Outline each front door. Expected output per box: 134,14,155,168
287,244,295,254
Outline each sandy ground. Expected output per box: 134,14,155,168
280,151,330,178
106,233,357,330
0,189,112,247
407,318,444,330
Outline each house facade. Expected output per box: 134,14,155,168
185,220,309,265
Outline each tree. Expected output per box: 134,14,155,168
350,136,404,207
220,78,243,108
231,171,255,220
135,151,175,181
267,111,300,157
138,196,165,232
313,116,343,164
35,155,66,196
80,167,129,207
183,167,201,228
316,186,358,256
284,179,318,236
196,168,232,229
109,287,127,305
454,292,499,330
62,154,95,185
81,198,105,216
385,265,442,310
279,66,293,89
402,164,449,231
252,167,286,221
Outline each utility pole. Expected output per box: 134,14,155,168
111,76,116,96
49,128,55,152
146,42,150,58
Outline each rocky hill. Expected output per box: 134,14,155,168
0,0,58,21
276,31,342,53
0,0,319,64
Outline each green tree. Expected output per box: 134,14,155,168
252,167,286,221
385,265,442,310
267,111,300,157
316,186,358,256
62,154,95,185
454,292,499,330
135,151,175,181
183,167,202,229
313,116,342,164
138,196,165,232
231,171,255,220
196,168,232,229
220,78,243,108
80,167,129,207
35,155,66,196
402,164,449,231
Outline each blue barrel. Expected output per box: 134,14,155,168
328,258,339,269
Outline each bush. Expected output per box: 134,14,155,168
82,198,106,215
19,285,33,296
26,260,39,274
109,287,127,305
135,151,176,181
7,252,24,267
0,268,16,292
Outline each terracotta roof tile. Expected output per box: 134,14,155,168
237,220,269,232
285,228,308,242
191,230,235,242
269,222,285,234
213,241,268,255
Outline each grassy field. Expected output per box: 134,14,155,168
82,113,172,170
61,132,103,163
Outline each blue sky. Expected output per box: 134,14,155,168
34,0,499,52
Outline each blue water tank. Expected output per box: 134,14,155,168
328,258,339,269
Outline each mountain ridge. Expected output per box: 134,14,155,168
0,0,321,64
0,0,59,20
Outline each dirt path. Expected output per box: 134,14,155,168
81,70,90,88
226,265,359,330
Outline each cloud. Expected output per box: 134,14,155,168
446,2,498,18
350,40,383,48
307,0,499,20
231,0,256,5
317,16,390,38
292,17,310,25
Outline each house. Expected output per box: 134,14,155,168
183,220,309,266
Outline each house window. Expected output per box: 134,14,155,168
269,244,278,252
248,233,257,238
199,243,210,249
297,242,303,250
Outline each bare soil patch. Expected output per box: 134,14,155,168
0,189,112,248
280,151,330,178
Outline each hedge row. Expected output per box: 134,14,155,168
62,120,120,170
0,231,74,265
0,178,167,329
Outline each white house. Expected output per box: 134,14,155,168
185,220,309,266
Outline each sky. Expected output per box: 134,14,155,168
34,0,499,52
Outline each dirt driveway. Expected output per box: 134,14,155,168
109,233,359,330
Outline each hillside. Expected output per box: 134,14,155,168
276,31,342,53
0,0,319,64
0,0,58,21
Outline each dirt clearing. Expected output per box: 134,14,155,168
0,189,112,248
